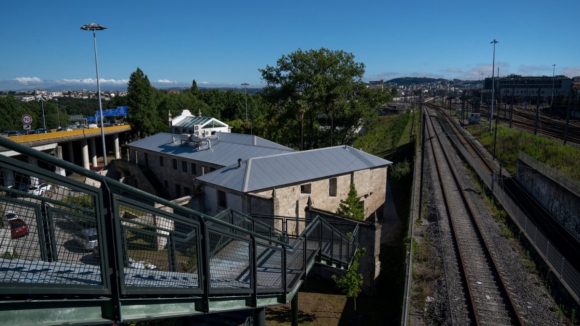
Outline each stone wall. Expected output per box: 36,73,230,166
106,159,157,195
250,166,388,221
516,161,580,242
128,147,221,199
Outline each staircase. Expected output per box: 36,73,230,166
0,135,359,326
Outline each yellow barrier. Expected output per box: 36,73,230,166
6,125,131,143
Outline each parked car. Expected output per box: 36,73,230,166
9,218,29,238
28,183,51,196
1,130,22,137
5,210,19,221
34,128,50,134
73,228,98,251
128,258,157,270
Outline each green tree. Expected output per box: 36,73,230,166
259,48,376,149
336,184,365,220
190,79,199,95
127,68,159,138
332,247,367,311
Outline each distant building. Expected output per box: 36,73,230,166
368,80,384,90
485,74,572,97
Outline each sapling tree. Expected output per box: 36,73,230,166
332,247,367,310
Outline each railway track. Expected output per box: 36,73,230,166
476,104,580,145
425,103,495,177
424,107,525,325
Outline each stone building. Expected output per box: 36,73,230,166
196,145,391,227
125,132,294,199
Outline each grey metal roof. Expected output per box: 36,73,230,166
128,132,294,167
197,146,392,193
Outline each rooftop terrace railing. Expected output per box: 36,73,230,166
0,136,359,326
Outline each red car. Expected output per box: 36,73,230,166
9,218,29,238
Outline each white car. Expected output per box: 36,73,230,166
29,183,51,196
5,210,18,221
128,258,157,270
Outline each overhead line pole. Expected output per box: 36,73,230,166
489,39,499,133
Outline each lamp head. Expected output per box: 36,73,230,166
81,23,107,31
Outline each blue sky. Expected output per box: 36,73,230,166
1,0,579,90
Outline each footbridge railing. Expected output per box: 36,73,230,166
0,136,359,326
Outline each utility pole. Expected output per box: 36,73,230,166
564,84,572,145
493,67,500,161
534,87,540,135
551,64,556,110
489,39,499,133
510,86,514,128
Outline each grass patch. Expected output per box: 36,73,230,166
465,123,580,182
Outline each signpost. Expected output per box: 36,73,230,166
22,114,33,132
21,114,33,125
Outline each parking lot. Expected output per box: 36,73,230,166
1,197,99,266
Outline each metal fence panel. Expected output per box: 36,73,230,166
0,154,108,295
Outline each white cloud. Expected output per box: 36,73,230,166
560,67,580,78
200,81,210,84
156,79,176,84
14,77,42,84
443,68,463,73
59,78,128,85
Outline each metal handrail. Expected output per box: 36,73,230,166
0,134,363,325
252,214,359,248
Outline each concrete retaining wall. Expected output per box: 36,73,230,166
516,161,580,242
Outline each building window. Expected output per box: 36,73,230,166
172,159,177,170
175,184,181,197
301,184,311,194
218,190,226,208
182,161,187,172
329,178,337,197
184,187,191,196
159,156,164,167
144,153,149,167
164,180,168,188
191,163,197,175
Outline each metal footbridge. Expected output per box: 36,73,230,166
0,136,360,325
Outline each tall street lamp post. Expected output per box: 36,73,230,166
81,23,107,166
489,39,499,133
241,82,249,121
55,98,61,128
551,63,556,110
